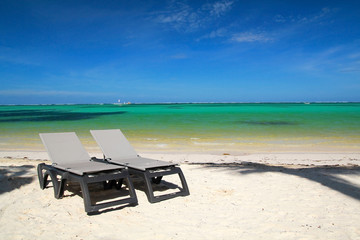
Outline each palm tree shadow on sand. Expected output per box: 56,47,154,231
0,164,35,194
195,162,360,201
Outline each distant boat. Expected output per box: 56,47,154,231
113,99,122,105
114,99,131,105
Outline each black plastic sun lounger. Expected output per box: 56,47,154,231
90,129,190,203
37,132,137,213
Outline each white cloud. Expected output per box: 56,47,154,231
294,44,360,74
153,0,234,32
299,7,332,23
273,7,334,25
209,0,234,17
273,14,287,23
154,3,201,32
156,4,190,24
197,28,228,41
208,28,227,38
231,32,272,43
348,52,360,59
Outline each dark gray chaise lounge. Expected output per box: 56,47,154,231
90,129,190,203
37,132,137,213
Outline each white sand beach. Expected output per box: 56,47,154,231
1,152,360,240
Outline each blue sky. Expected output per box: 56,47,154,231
0,0,360,104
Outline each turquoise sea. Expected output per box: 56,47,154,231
0,103,359,153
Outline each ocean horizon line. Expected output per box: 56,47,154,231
1,101,360,106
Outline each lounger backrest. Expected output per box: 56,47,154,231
90,129,138,160
40,132,91,165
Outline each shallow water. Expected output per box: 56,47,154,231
0,103,359,153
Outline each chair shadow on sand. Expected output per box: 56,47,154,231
46,181,137,214
0,164,35,195
196,162,360,201
45,175,182,212
130,175,184,195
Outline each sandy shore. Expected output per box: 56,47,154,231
1,152,360,239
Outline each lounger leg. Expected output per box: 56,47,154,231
177,168,190,196
77,173,138,214
47,169,64,199
134,167,190,203
37,164,65,199
38,165,138,213
123,176,138,206
37,163,46,189
56,176,67,199
143,171,156,203
78,176,93,213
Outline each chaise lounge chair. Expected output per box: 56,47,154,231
90,129,190,203
37,132,138,214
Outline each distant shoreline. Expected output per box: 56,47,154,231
1,101,360,106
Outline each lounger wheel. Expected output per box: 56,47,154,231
151,176,163,184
